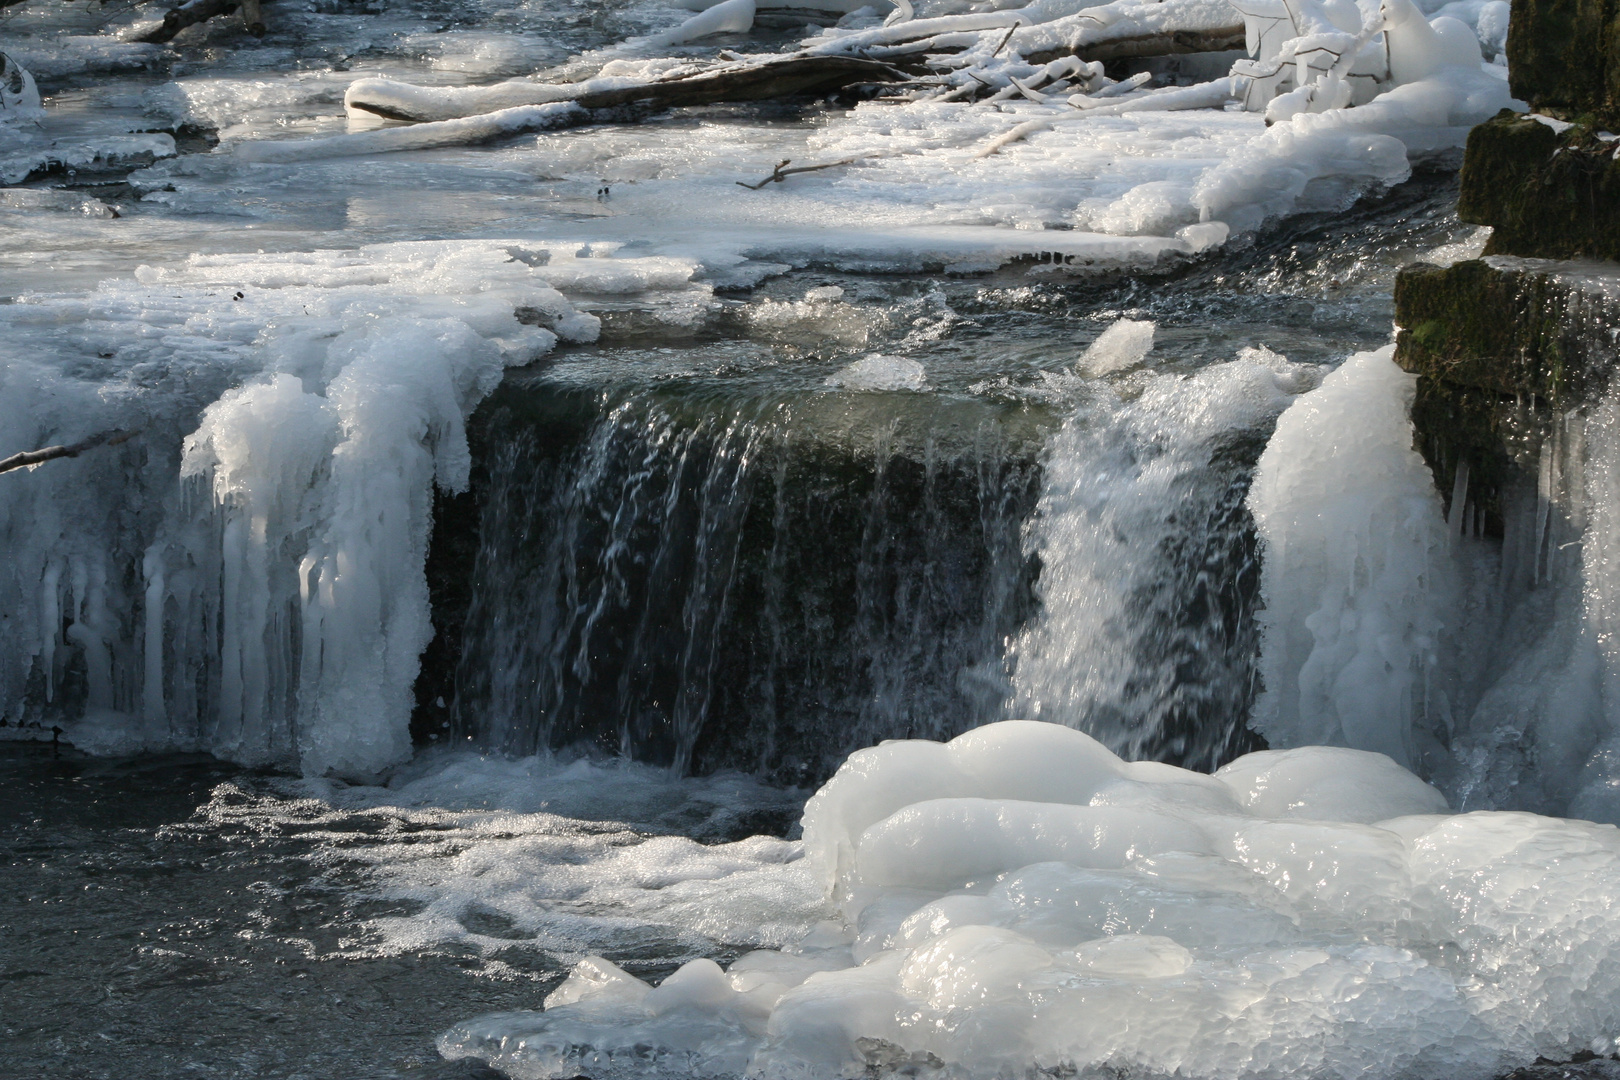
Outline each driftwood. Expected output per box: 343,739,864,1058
346,54,908,122
0,430,139,476
1025,24,1247,65
136,0,238,42
134,0,268,42
736,156,862,188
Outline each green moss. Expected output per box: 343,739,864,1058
1457,111,1620,261
1392,260,1586,402
1507,0,1620,126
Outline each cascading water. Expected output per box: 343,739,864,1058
1006,348,1321,769
435,379,1042,783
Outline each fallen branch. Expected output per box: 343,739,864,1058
1023,23,1247,64
134,0,241,43
736,156,861,188
345,54,907,122
0,430,139,476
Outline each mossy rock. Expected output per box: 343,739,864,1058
1458,111,1620,261
1394,259,1582,401
1394,256,1620,538
1507,0,1620,125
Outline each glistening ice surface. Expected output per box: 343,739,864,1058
442,721,1620,1080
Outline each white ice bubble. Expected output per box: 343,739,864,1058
1076,318,1155,375
825,354,927,392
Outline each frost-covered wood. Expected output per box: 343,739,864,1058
134,0,244,43
0,430,139,476
345,54,907,123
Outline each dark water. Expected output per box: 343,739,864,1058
0,746,527,1080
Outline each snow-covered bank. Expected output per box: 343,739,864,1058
441,720,1620,1080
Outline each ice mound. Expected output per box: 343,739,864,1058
442,720,1620,1080
825,353,927,392
1247,329,1620,825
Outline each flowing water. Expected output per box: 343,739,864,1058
6,0,1614,1072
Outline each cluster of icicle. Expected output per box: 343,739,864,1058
0,241,619,777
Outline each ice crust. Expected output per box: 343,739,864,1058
441,720,1620,1080
0,241,712,776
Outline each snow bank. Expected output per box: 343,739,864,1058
441,719,1620,1080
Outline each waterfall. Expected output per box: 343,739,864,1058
436,384,1040,783
1007,347,1325,769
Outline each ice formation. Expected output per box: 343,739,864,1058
1075,318,1154,376
441,719,1620,1080
825,353,928,391
1249,307,1620,824
1247,345,1454,770
0,241,669,776
200,0,1517,255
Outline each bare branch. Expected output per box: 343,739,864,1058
736,156,862,189
990,20,1022,57
0,430,139,477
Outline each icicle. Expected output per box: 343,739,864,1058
1534,437,1553,587
1448,458,1469,544
142,543,166,724
39,559,61,703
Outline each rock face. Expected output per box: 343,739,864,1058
1394,257,1618,533
1396,0,1620,519
1505,0,1620,122
1458,112,1620,261
1452,0,1620,261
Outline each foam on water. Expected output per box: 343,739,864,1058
440,719,1620,1080
201,750,822,976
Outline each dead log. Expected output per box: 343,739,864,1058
346,54,908,122
135,0,242,43
239,0,265,36
1024,24,1246,65
0,430,139,476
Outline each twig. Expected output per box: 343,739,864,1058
736,157,862,189
990,20,1021,57
975,118,1050,157
0,430,139,476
